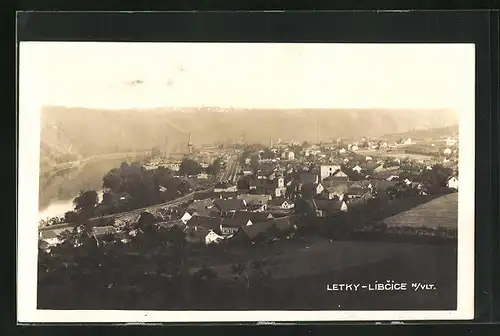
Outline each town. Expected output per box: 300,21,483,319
37,131,459,310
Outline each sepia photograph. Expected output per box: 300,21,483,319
18,42,475,322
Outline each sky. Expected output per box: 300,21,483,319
20,42,475,110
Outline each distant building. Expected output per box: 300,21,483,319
288,151,295,160
445,137,458,146
268,197,295,210
447,176,459,190
443,147,452,155
319,164,342,180
312,199,348,218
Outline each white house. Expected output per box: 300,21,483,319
443,147,452,155
447,176,459,190
315,183,325,195
244,157,251,165
339,148,347,154
352,165,363,173
320,164,342,180
351,145,359,151
204,230,225,245
180,211,193,224
365,156,373,162
288,151,295,160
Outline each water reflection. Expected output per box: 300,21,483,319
38,158,129,219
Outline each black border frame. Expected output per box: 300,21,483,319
14,10,499,327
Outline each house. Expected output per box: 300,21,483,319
323,170,349,181
301,182,324,196
214,182,238,193
188,199,219,217
39,230,63,247
352,165,363,174
220,216,253,235
370,180,399,193
179,211,193,224
91,226,119,243
156,219,185,230
299,173,319,185
220,191,238,199
373,168,401,180
312,199,348,217
365,156,373,162
214,199,247,216
447,176,459,190
242,168,253,176
346,185,372,199
319,164,342,180
361,162,382,174
386,175,400,181
373,165,390,173
288,151,295,160
443,147,452,155
339,148,347,154
232,210,274,223
237,194,271,211
186,215,222,233
403,138,413,145
197,172,209,179
445,137,458,146
232,216,296,243
268,197,295,210
193,191,219,202
204,230,225,245
323,182,352,200
245,157,251,165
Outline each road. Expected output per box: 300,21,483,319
219,154,240,183
39,191,196,232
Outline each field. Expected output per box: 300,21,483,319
382,192,458,229
191,239,446,280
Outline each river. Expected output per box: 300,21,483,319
38,157,138,222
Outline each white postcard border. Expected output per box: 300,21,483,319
17,42,475,323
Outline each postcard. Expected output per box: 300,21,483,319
17,42,475,323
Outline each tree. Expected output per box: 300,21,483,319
206,157,223,176
73,190,99,217
179,158,202,176
237,176,251,190
64,210,79,223
135,212,157,233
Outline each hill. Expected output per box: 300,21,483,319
39,106,458,165
378,125,459,143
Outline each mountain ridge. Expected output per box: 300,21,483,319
39,105,459,167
